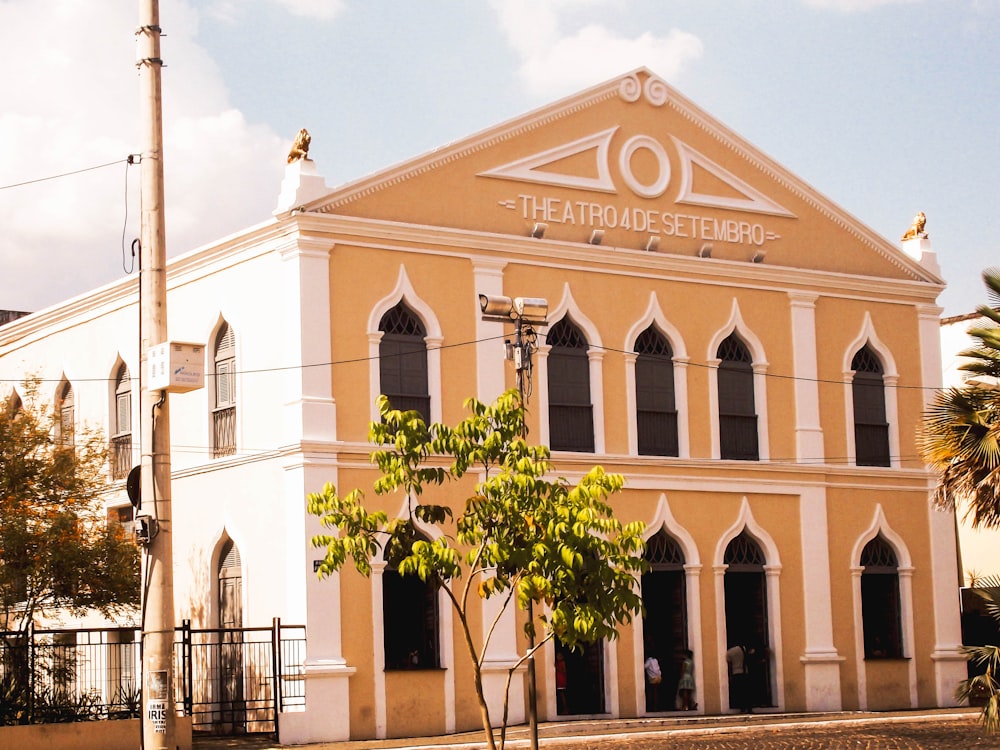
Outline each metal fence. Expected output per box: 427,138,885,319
0,626,140,725
0,620,305,734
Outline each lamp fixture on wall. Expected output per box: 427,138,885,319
697,243,713,258
589,229,604,245
644,236,660,252
752,249,766,263
530,222,548,239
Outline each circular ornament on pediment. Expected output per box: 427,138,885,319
619,74,643,102
643,76,668,106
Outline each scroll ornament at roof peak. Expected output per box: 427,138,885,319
619,72,668,107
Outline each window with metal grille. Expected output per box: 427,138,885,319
852,345,890,467
724,531,766,569
645,531,685,569
382,533,439,669
379,303,430,421
111,364,132,480
717,335,757,460
860,535,903,658
212,323,237,458
547,318,594,452
56,380,74,448
635,327,678,456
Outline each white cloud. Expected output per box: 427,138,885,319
802,0,920,11
0,0,286,313
206,0,346,23
490,0,703,98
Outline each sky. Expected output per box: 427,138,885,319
1,0,997,318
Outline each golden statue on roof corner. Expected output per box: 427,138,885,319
287,128,311,163
900,211,927,241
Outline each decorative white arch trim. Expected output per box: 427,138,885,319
712,498,784,713
706,300,770,461
624,294,691,458
208,528,247,630
850,504,917,711
537,283,605,452
370,494,455,739
543,625,619,719
632,495,704,716
842,313,901,468
366,265,444,425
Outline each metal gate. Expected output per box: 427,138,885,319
176,619,305,737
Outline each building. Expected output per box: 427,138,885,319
0,68,966,743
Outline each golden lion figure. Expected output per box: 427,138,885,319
287,128,311,163
901,211,927,241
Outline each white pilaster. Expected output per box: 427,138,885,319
917,303,966,705
279,237,336,445
798,486,843,710
788,292,824,462
279,459,355,745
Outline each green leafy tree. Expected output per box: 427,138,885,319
0,380,139,633
955,576,1000,733
308,390,646,750
921,269,1000,529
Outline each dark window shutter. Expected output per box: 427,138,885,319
547,319,594,452
717,335,757,460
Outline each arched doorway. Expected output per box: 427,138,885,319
724,530,772,709
218,539,245,732
554,639,604,716
641,531,687,711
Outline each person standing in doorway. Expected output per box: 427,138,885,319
726,643,751,713
643,653,662,711
676,649,696,710
555,651,569,714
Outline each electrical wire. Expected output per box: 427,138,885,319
0,158,129,191
0,333,962,395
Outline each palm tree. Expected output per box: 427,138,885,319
920,269,1000,529
955,576,1000,733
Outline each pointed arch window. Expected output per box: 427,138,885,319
860,535,902,658
212,323,237,458
111,363,132,480
382,532,439,669
852,345,890,467
379,303,430,421
56,380,74,448
635,327,677,456
717,335,758,460
547,318,594,452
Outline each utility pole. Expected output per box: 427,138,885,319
137,1,177,747
478,294,547,750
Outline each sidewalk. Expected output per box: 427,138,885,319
192,707,987,750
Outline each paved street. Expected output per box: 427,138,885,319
194,709,1000,750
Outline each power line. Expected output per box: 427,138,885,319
0,158,131,191
0,332,961,394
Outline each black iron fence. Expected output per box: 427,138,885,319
0,626,140,725
0,620,305,734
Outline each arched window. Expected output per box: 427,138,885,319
382,533,439,669
55,379,74,448
860,535,902,658
111,363,131,480
212,322,237,458
379,303,430,421
717,335,758,460
852,345,890,467
635,327,677,456
641,531,686,711
547,318,594,452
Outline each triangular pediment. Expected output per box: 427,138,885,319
305,68,938,284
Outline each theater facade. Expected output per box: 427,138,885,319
0,69,964,743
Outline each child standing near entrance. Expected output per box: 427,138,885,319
676,649,696,710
